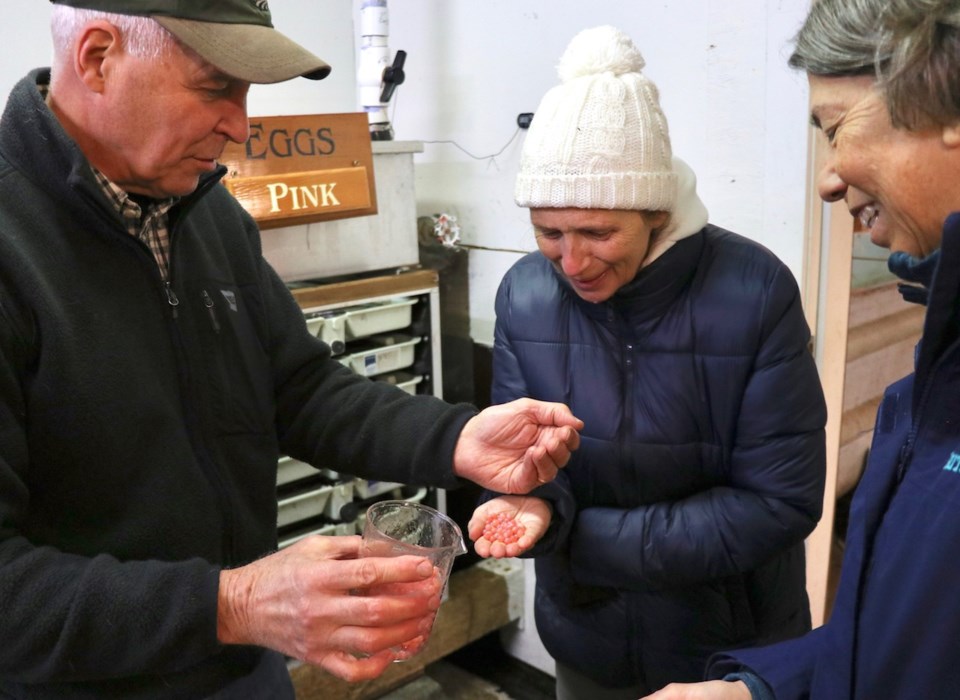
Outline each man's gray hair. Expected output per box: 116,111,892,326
50,5,174,61
790,0,960,130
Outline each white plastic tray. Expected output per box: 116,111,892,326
276,456,319,487
343,298,417,340
278,521,354,549
304,315,324,337
338,334,421,377
324,481,355,520
352,478,403,499
375,371,424,395
303,312,347,355
277,484,333,528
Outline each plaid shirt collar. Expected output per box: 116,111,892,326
91,168,179,281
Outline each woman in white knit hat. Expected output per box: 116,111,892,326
468,26,827,699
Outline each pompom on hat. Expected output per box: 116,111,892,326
515,26,677,211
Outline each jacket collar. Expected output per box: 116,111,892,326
642,157,709,267
888,249,940,306
912,213,960,395
560,227,706,323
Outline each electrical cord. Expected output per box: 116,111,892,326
390,90,524,163
419,127,522,162
391,93,532,254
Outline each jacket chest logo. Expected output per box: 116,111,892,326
220,290,238,313
942,452,960,473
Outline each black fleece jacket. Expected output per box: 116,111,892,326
0,69,473,699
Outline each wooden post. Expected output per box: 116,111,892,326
805,197,854,627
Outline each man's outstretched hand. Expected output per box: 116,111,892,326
453,398,582,493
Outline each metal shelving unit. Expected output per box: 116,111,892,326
275,270,444,547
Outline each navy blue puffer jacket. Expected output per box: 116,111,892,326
491,225,826,690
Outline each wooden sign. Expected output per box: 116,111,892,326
219,113,377,229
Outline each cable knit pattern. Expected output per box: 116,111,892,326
515,26,677,211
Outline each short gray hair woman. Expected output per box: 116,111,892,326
791,0,960,130
641,1,960,698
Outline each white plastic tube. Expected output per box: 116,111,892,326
358,0,391,131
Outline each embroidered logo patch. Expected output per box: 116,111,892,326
220,290,238,313
943,452,960,473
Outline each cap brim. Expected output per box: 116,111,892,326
155,17,331,84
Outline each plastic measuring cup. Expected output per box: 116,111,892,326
359,499,467,660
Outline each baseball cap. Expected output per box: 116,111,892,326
49,0,331,84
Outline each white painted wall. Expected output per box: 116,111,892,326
385,1,812,343
2,0,813,677
3,0,811,345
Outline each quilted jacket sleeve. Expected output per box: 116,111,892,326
707,625,827,700
569,263,826,590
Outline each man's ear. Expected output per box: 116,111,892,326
941,122,960,148
74,22,122,93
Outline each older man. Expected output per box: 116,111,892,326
0,1,581,697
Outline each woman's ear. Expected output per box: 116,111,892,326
644,210,669,230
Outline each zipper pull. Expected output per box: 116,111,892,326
202,289,221,333
165,282,179,319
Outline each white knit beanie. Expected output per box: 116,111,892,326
515,26,677,211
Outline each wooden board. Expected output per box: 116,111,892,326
219,113,377,229
805,197,854,627
290,269,439,311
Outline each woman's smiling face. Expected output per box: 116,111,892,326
809,74,960,257
531,208,667,303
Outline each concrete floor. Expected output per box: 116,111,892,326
383,634,556,700
381,662,513,700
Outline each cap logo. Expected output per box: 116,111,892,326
255,0,270,12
